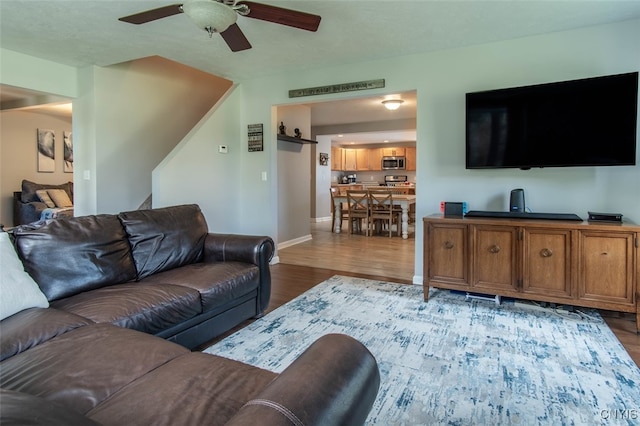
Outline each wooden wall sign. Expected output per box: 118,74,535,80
248,123,263,152
288,79,385,98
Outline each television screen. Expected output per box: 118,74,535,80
466,72,638,169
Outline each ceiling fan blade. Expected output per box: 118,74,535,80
220,23,252,52
239,1,321,32
119,4,183,25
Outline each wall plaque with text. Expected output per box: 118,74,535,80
288,79,385,98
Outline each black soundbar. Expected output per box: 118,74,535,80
464,211,583,221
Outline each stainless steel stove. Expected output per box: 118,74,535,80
384,175,408,186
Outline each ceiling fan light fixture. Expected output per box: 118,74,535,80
182,0,238,35
382,99,404,111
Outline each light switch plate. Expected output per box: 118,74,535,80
218,145,228,154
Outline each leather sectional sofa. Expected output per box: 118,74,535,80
0,204,380,425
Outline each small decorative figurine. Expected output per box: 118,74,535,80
279,122,286,135
294,128,302,138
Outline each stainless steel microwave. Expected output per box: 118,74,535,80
382,156,406,170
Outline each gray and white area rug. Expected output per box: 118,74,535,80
205,275,640,425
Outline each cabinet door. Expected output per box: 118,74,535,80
471,225,518,292
426,222,468,286
369,148,383,171
331,147,343,171
522,228,573,298
405,147,416,171
343,149,357,171
578,231,635,308
356,149,370,171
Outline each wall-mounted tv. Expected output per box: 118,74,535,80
466,72,638,169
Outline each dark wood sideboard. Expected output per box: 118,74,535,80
423,215,640,332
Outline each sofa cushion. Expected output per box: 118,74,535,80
118,204,208,280
0,308,93,362
21,179,73,203
0,389,100,426
0,323,188,415
51,282,202,334
141,262,260,312
87,352,276,425
0,232,49,321
14,215,137,301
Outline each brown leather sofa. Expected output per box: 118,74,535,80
11,204,273,349
0,204,381,424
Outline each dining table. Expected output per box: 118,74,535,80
332,193,417,239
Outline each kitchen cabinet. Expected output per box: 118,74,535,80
405,147,416,171
343,148,371,171
423,216,639,330
343,149,357,171
356,149,370,171
369,148,383,171
382,147,405,157
331,146,343,171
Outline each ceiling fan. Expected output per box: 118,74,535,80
118,0,321,52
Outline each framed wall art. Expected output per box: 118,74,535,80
319,152,329,166
37,128,55,172
63,131,73,173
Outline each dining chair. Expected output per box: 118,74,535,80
346,190,370,236
368,189,400,237
330,187,350,233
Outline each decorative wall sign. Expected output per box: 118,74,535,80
63,131,73,173
248,123,264,152
37,128,55,172
288,79,385,98
319,152,329,166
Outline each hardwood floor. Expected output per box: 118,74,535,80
277,221,416,282
273,221,639,367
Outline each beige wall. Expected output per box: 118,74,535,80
0,109,72,226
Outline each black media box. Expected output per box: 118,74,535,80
587,211,623,223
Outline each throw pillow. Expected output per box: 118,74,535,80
47,189,73,208
35,189,56,208
0,232,49,321
21,180,71,204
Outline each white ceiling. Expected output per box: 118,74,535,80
2,1,640,82
2,1,639,142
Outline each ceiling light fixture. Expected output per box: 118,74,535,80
382,99,404,111
181,0,238,36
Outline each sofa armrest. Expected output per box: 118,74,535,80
225,334,380,426
203,233,274,265
13,196,47,226
203,234,275,314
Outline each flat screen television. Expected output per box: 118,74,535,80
465,72,638,169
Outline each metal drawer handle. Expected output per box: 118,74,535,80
444,241,454,249
488,245,500,254
540,248,553,258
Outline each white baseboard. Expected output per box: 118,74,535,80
412,275,423,285
277,234,312,250
312,216,332,223
270,255,280,265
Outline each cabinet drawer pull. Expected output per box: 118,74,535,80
488,245,501,254
540,248,553,258
444,241,454,249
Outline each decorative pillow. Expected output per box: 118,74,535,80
0,232,49,321
35,189,56,208
47,189,73,208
